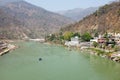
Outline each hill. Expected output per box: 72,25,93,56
57,7,98,21
62,1,120,35
0,0,73,39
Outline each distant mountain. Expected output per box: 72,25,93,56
0,0,73,39
57,7,98,21
0,0,23,5
62,1,120,35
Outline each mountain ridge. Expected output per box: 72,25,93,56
0,0,23,5
57,7,98,21
0,0,73,39
62,1,120,35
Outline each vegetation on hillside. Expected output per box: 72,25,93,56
61,1,120,35
81,33,92,42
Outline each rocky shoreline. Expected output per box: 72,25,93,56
0,41,16,56
30,40,120,63
1,40,120,63
79,47,120,63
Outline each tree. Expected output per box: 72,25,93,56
73,32,80,37
93,41,99,47
47,34,55,41
81,32,92,42
103,32,108,38
63,31,74,41
94,32,99,37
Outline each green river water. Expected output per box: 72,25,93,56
0,41,120,80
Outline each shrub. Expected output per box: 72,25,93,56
114,46,120,52
93,42,99,48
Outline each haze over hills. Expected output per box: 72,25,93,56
62,1,120,35
0,0,23,5
57,7,98,21
0,0,73,39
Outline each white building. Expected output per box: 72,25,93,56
65,36,79,46
108,32,120,38
90,38,98,43
115,33,120,38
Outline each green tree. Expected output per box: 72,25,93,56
73,32,80,37
63,31,74,41
81,32,92,42
94,32,99,37
93,41,99,48
103,32,108,38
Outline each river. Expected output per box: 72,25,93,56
0,41,120,80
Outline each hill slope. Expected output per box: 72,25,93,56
0,0,73,39
0,8,26,39
58,7,98,21
62,2,120,35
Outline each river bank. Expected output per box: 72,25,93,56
0,40,17,56
1,39,120,63
46,40,120,63
68,45,120,63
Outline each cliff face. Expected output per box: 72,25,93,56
62,2,120,35
0,0,73,39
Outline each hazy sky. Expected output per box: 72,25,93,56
25,0,114,11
